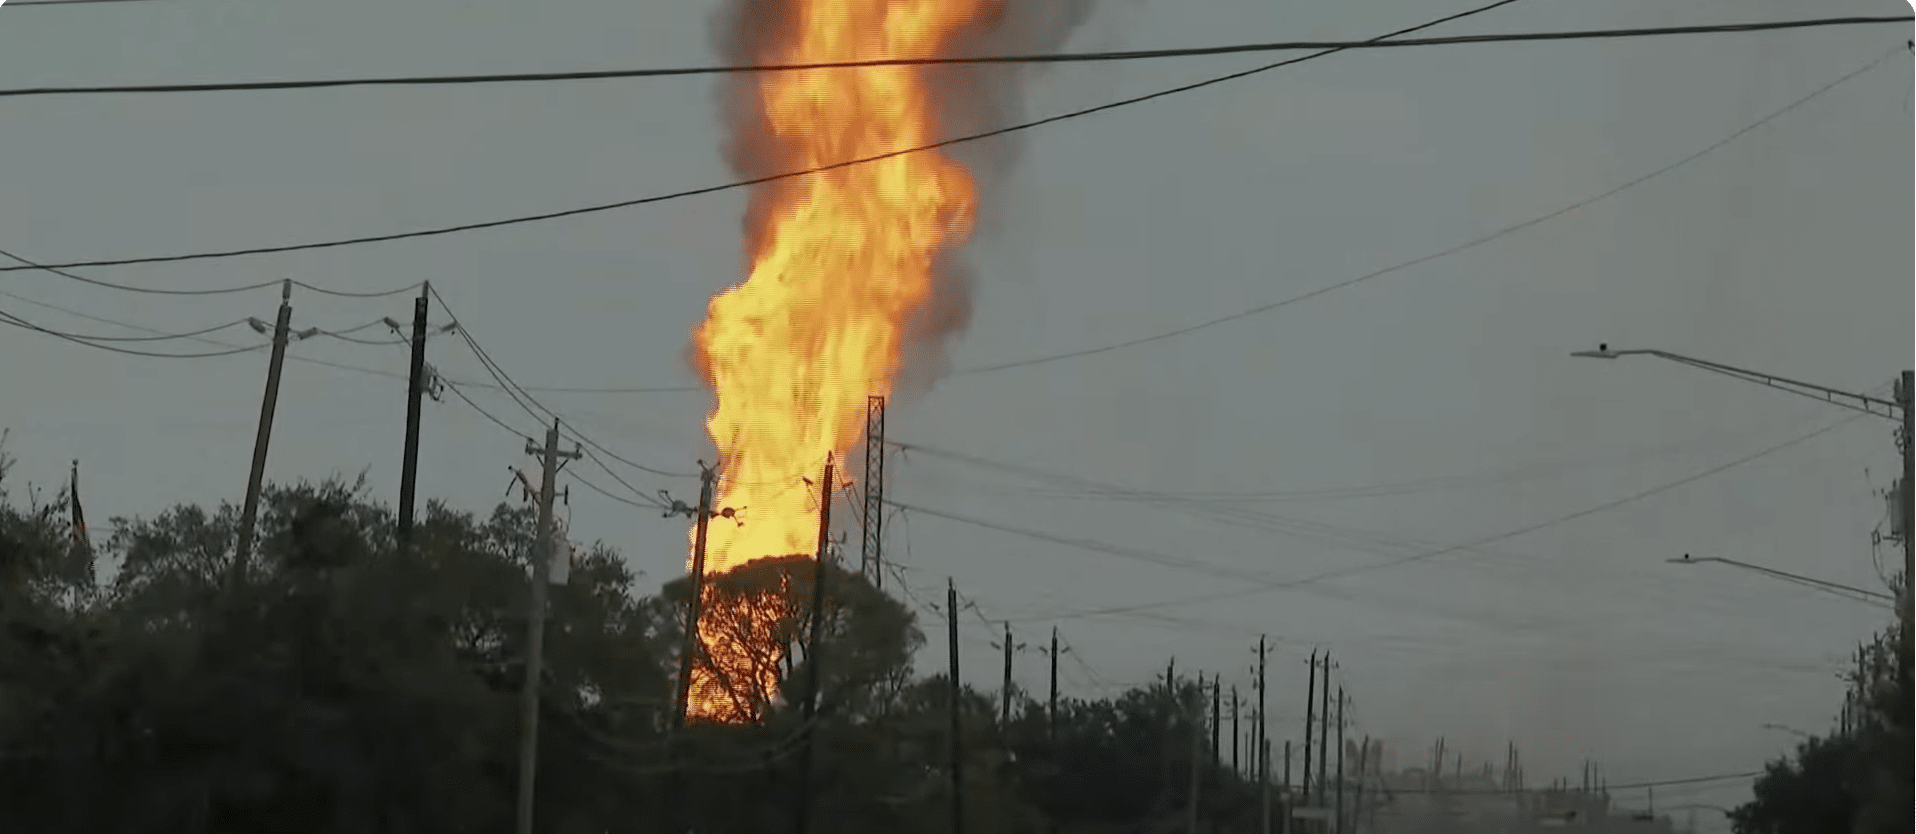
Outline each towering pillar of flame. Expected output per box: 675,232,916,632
687,0,992,723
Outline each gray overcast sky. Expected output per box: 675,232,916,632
1,0,1908,824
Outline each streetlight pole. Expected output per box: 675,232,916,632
1667,554,1896,607
1573,345,1912,685
1759,723,1814,740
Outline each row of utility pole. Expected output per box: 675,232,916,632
246,288,1916,834
233,281,444,585
975,632,1366,834
223,281,583,834
229,284,1379,834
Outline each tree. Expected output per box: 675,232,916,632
0,441,1303,834
1732,622,1912,834
0,475,671,834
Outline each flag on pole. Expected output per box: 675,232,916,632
67,459,91,557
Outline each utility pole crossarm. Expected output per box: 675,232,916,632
1571,345,1901,419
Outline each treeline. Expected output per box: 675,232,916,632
0,458,1269,833
1730,594,1911,833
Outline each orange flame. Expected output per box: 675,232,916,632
687,0,992,723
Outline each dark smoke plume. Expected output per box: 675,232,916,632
705,0,1096,399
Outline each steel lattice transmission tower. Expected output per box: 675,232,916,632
861,395,887,588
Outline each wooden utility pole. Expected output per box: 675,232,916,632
947,579,965,834
793,457,835,834
1353,736,1370,832
1210,675,1221,767
1038,629,1065,834
1002,623,1014,728
1255,636,1270,834
1302,651,1317,803
515,420,580,834
1334,689,1345,834
395,283,430,551
1279,743,1295,801
673,464,719,729
1317,654,1333,809
1209,675,1222,834
1231,686,1241,776
1187,676,1203,834
232,279,296,591
1047,626,1060,742
993,622,1025,729
1260,740,1273,834
1282,740,1293,834
1162,659,1176,814
1900,370,1913,692
666,464,717,834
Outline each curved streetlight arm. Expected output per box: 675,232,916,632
1571,345,1901,420
1667,554,1896,605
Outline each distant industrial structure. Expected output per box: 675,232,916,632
1303,741,1684,834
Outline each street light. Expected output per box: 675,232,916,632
1759,723,1814,740
1575,344,1913,680
1569,344,1904,420
1667,554,1896,608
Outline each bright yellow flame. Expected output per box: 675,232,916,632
686,0,992,723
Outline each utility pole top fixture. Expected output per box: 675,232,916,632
1570,343,1903,418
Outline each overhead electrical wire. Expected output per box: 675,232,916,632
547,44,1911,392
1411,770,1762,796
938,418,1786,502
952,45,1904,377
892,420,1877,629
438,373,668,511
0,315,252,343
422,284,696,508
0,285,430,383
0,246,422,298
894,442,1525,573
0,304,267,358
0,16,1900,99
1022,414,1872,623
0,0,1546,272
10,0,161,6
419,292,827,492
37,35,1886,397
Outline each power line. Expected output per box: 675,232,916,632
952,44,1904,377
884,411,1876,631
441,374,670,511
0,284,433,384
9,0,163,6
894,441,1523,568
0,304,266,358
424,285,697,485
1028,414,1871,622
0,0,1537,272
67,38,1890,397
1410,770,1761,796
0,246,422,298
0,315,252,343
0,278,672,404
883,498,1268,586
2,16,1900,99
